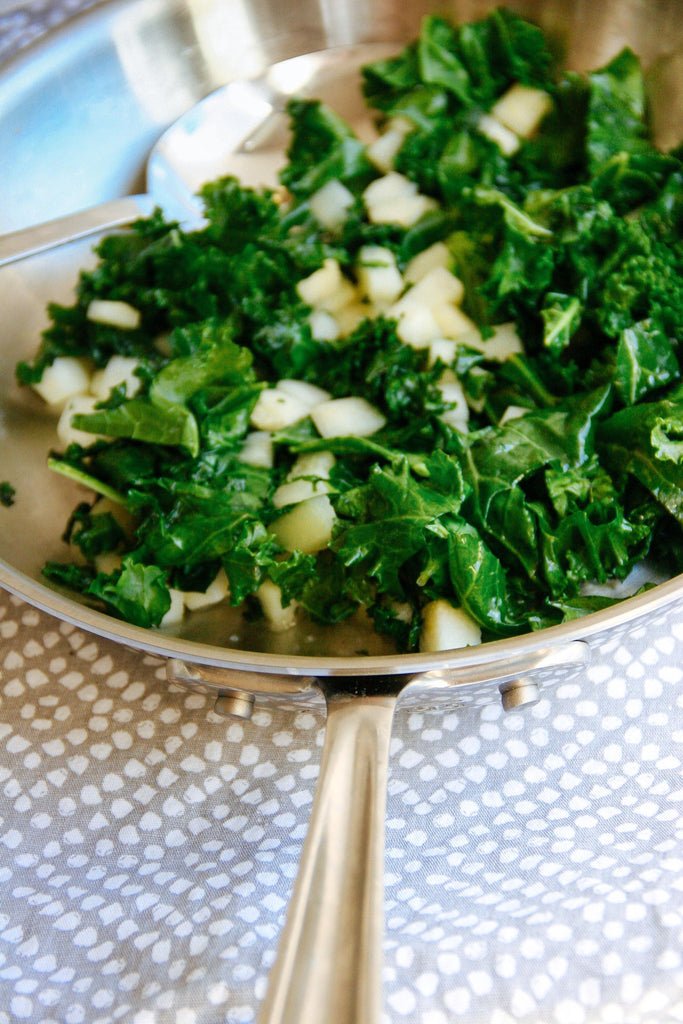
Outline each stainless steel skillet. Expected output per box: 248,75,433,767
1,0,683,1020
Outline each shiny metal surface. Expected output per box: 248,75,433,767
0,0,682,675
1,4,682,1020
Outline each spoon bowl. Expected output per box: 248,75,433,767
0,44,392,265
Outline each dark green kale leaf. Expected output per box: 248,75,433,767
331,454,468,598
87,558,172,628
43,557,172,629
614,321,679,405
0,482,15,507
279,99,375,199
598,398,683,524
64,502,126,559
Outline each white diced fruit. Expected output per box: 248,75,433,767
363,171,415,205
457,322,524,362
366,127,407,173
499,404,529,425
391,302,443,349
160,588,186,627
371,193,437,227
491,84,553,139
86,299,141,330
270,494,336,554
184,568,230,611
240,431,274,468
437,372,469,429
406,266,465,309
432,303,477,340
310,179,355,230
33,355,91,408
256,579,298,632
357,246,404,306
308,310,340,342
428,337,458,367
363,172,437,227
272,451,336,509
276,379,331,413
404,242,453,284
477,113,520,156
335,302,371,336
419,599,482,652
296,258,356,313
249,387,309,430
90,355,141,400
311,396,386,438
56,395,102,448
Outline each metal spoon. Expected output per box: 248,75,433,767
0,76,283,266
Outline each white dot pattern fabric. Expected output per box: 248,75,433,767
0,586,683,1023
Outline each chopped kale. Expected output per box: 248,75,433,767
16,11,683,648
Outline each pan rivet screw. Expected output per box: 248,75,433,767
499,678,540,712
214,689,255,719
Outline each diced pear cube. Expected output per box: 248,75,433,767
308,310,340,342
184,568,230,611
297,258,355,313
86,299,141,330
363,171,416,206
457,322,524,362
309,178,355,229
90,355,141,400
499,405,530,425
477,113,520,156
432,303,477,340
160,588,186,627
277,378,331,413
392,302,442,349
428,337,458,367
366,127,407,173
419,599,482,652
249,388,309,430
256,579,298,632
240,431,274,468
437,372,469,429
270,494,336,554
272,450,336,509
491,83,553,139
290,450,336,478
363,172,437,227
368,193,437,227
310,396,387,438
33,355,92,408
56,395,103,448
404,242,453,284
407,266,465,308
357,246,404,306
485,322,525,361
335,302,371,336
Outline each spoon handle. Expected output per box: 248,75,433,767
257,688,397,1024
0,196,155,266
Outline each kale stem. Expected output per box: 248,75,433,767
507,354,557,409
47,457,127,506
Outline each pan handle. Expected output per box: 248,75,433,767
257,686,398,1024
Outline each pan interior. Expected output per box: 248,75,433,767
1,0,683,669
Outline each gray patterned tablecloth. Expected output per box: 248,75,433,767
2,4,683,1022
1,591,683,1024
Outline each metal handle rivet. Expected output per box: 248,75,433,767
499,678,540,712
213,689,255,719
